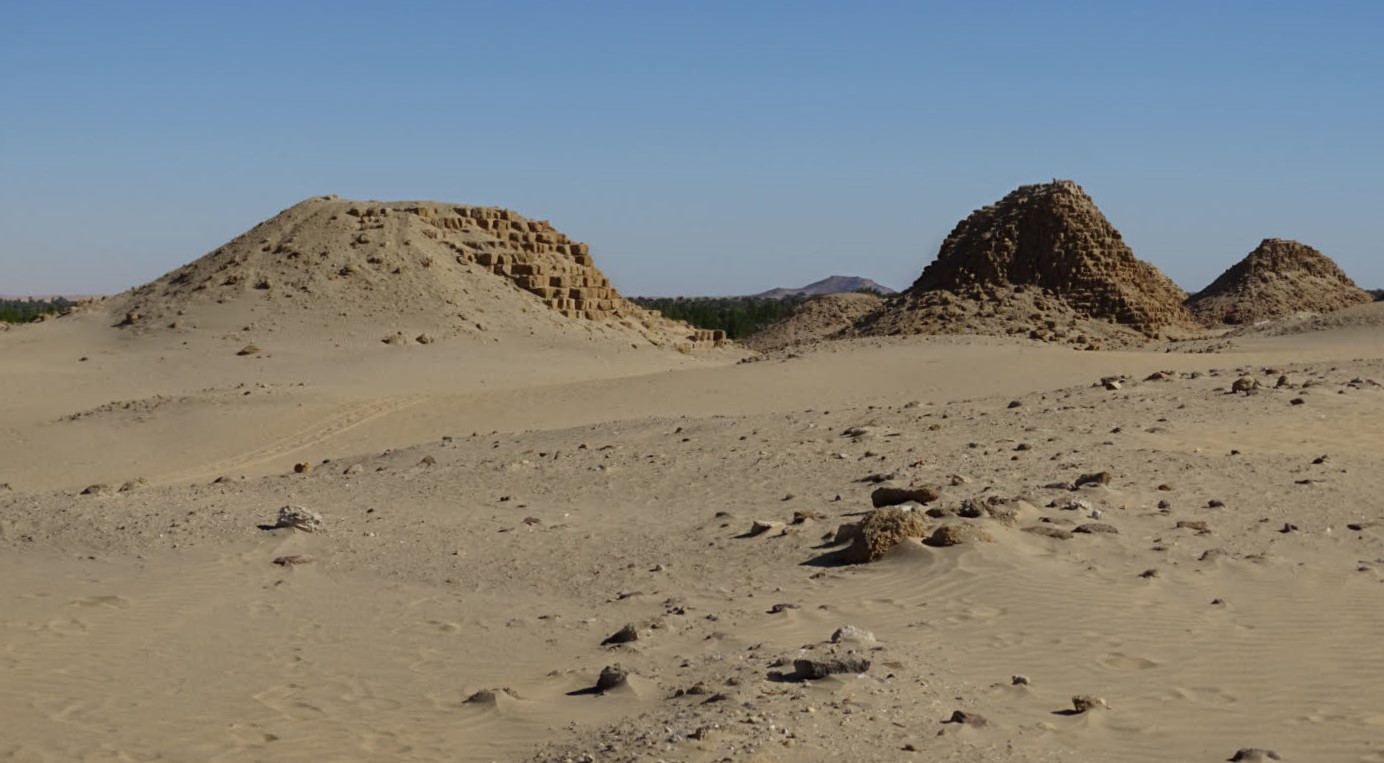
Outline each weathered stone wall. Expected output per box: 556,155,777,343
405,204,725,344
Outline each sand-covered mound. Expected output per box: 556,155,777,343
858,180,1200,343
1187,238,1372,326
741,292,884,352
107,196,722,348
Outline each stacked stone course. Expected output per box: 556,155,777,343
904,180,1200,336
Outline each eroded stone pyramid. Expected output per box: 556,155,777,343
112,196,723,348
895,180,1199,337
1187,238,1371,326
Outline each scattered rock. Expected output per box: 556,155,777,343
236,344,261,356
272,555,314,566
1012,675,1030,686
601,624,639,646
80,484,111,496
1071,694,1109,714
831,625,876,644
1074,523,1119,535
793,657,871,680
843,508,929,563
595,665,628,693
1074,471,1111,487
1229,749,1282,762
925,524,995,547
415,333,435,345
945,710,989,727
1231,376,1260,394
871,485,942,507
274,505,324,533
293,462,312,474
747,520,781,536
118,478,148,492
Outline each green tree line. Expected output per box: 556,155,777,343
629,295,808,339
0,297,72,323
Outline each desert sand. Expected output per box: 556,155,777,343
3,194,1383,763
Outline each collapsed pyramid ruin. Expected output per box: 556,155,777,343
863,180,1201,342
113,196,724,348
1186,238,1372,326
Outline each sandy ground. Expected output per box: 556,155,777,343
3,308,1384,763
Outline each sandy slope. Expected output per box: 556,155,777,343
3,313,1384,763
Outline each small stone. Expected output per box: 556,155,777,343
342,464,364,475
1075,471,1112,487
1208,499,1226,508
767,603,797,614
1229,749,1282,762
843,508,929,563
793,657,871,680
415,333,435,345
831,625,876,644
274,505,324,533
601,624,639,646
1231,376,1260,394
293,462,312,474
946,710,988,727
236,344,260,356
1074,523,1119,535
747,520,780,536
1290,398,1305,406
1071,694,1109,714
925,524,995,547
1007,400,1023,409
595,665,628,692
1176,520,1211,533
80,484,112,496
1011,675,1030,686
871,485,942,507
272,555,314,566
1103,379,1123,391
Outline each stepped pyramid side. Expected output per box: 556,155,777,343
907,180,1199,336
1187,238,1371,326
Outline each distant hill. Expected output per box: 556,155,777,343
753,275,896,300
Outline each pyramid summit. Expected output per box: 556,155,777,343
1187,238,1372,326
902,180,1199,336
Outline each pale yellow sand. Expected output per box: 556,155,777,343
3,301,1383,762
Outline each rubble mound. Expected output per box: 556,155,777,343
1187,238,1371,326
858,181,1200,342
741,292,884,352
109,196,723,348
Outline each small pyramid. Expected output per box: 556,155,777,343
1187,238,1371,326
900,180,1198,336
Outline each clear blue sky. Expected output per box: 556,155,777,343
2,1,1380,296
